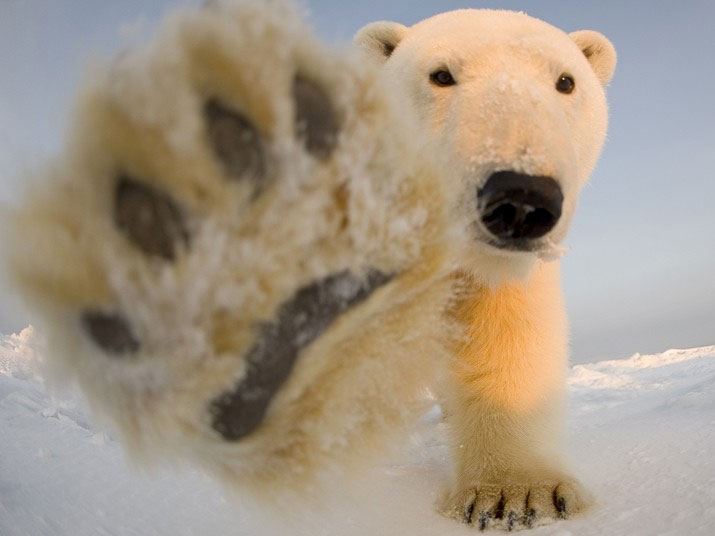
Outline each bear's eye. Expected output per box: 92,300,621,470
430,69,456,87
556,74,575,94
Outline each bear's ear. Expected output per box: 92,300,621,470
353,21,408,63
569,30,617,86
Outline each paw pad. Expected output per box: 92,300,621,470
114,176,189,260
292,75,339,159
210,269,392,441
204,98,266,183
81,311,139,355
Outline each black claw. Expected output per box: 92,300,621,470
82,310,139,355
463,501,475,525
555,494,568,518
204,98,266,184
478,511,492,531
506,511,519,531
495,495,506,520
293,75,339,159
525,508,537,529
114,176,189,260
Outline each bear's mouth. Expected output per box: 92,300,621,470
209,269,393,441
484,236,544,253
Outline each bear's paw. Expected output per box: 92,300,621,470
443,475,591,531
3,0,456,491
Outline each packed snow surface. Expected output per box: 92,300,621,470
2,327,714,535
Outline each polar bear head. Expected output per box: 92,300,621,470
355,9,616,282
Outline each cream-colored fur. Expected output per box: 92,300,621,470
356,9,616,530
2,0,463,495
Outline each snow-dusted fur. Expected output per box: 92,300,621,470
1,0,460,494
355,9,616,529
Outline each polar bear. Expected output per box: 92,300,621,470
2,0,461,491
2,0,616,531
355,9,616,530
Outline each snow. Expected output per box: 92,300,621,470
1,327,714,535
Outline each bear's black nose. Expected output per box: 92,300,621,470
477,171,563,243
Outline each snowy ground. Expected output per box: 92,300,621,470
2,327,714,535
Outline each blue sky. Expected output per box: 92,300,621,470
1,0,713,362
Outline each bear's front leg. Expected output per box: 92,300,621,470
442,261,590,531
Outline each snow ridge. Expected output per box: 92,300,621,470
0,326,41,379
